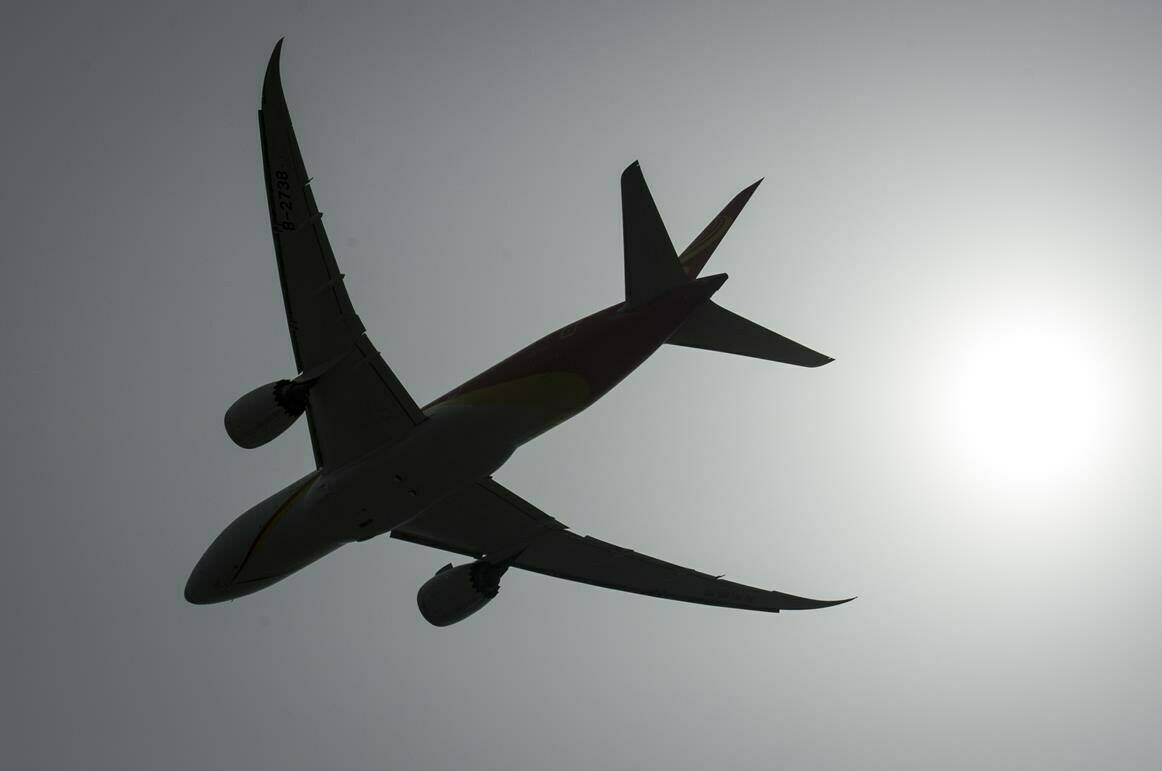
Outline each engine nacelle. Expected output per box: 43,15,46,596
224,379,310,449
417,561,508,627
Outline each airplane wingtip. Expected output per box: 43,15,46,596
798,595,856,610
269,38,285,70
773,592,857,611
263,39,287,107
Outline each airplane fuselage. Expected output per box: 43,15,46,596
185,273,726,603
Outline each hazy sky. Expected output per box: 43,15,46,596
4,2,1161,769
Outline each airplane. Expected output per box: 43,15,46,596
184,40,853,625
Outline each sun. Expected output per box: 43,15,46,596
941,313,1117,489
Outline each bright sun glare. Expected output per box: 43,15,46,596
943,315,1117,488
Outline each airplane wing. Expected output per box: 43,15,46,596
259,41,423,468
392,479,852,613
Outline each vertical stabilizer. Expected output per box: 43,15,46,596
622,162,687,306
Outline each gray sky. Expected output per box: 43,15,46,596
3,2,1161,769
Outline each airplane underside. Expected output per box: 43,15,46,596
185,40,852,625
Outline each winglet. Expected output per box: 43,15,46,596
262,39,287,111
769,592,856,611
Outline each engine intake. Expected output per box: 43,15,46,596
417,561,508,627
224,379,310,449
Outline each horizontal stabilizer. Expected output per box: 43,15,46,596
668,300,833,367
678,179,762,278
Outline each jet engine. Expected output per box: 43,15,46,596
417,561,509,627
224,379,310,449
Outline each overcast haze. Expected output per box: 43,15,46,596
4,2,1161,769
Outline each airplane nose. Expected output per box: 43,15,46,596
183,472,322,605
184,549,231,605
184,575,211,604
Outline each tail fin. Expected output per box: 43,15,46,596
622,162,687,306
678,179,763,278
668,300,833,368
620,166,831,367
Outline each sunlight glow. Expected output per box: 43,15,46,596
942,315,1117,488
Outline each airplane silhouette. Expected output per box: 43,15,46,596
185,41,853,625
